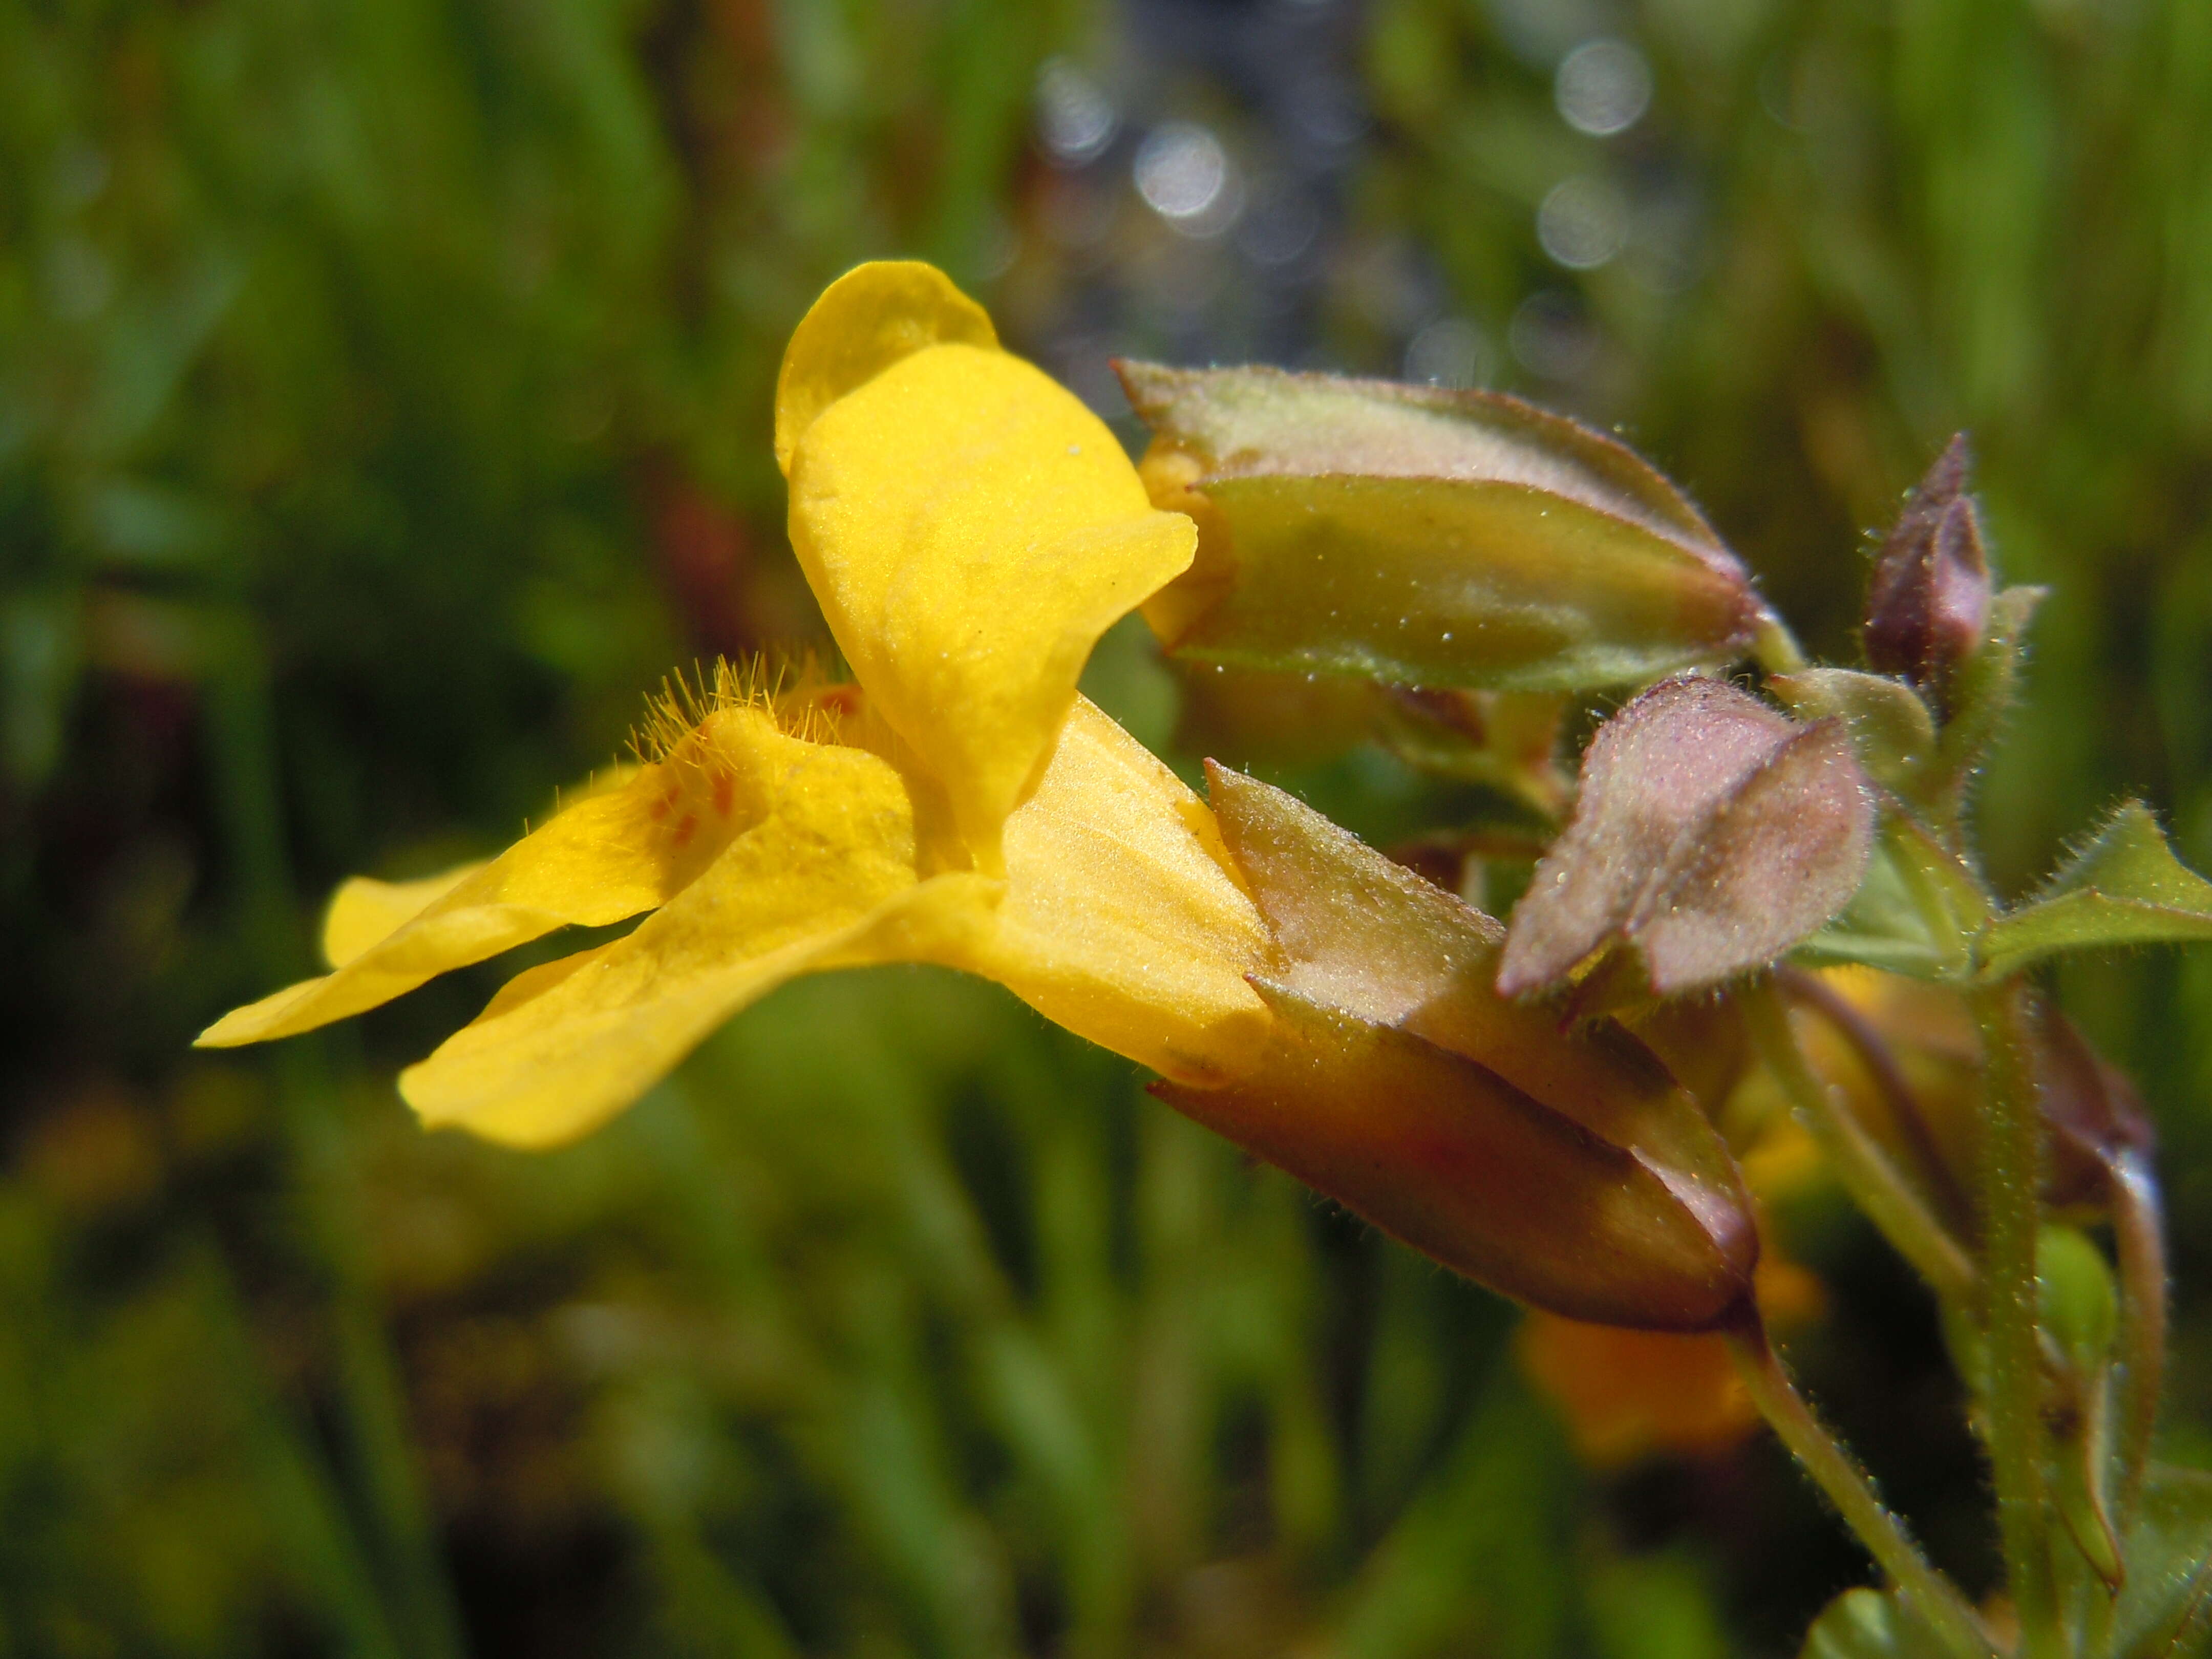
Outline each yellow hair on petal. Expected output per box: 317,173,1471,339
628,653,858,771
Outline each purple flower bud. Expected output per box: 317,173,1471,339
1864,435,1993,707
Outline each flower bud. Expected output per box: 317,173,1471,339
1115,362,1763,694
1864,435,1993,707
1498,675,1875,1000
1154,763,1758,1331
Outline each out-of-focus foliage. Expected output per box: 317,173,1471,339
6,0,2212,1653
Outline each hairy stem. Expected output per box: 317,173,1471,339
1744,979,1979,1308
1969,979,2062,1659
1727,1320,1993,1658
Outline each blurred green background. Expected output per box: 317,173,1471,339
7,0,2212,1652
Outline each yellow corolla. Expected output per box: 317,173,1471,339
198,262,1275,1147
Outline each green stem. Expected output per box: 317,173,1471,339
1969,979,2062,1659
1743,979,1979,1308
1878,813,1991,975
1726,1321,1994,1658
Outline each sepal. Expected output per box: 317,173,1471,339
1154,981,1755,1330
1117,362,1762,693
1926,583,2046,815
1771,668,1939,809
1158,763,1759,1331
1498,675,1875,998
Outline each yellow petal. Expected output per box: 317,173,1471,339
196,707,802,1047
400,729,997,1147
782,275,1196,865
405,695,1270,1147
322,863,487,968
320,764,646,967
952,696,1274,1084
773,261,997,472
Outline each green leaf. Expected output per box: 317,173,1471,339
2117,1466,2212,1657
1793,853,1952,977
1976,803,2212,980
1118,363,1762,692
1798,1587,1953,1659
1796,814,1989,981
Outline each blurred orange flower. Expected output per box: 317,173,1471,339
1519,1246,1822,1467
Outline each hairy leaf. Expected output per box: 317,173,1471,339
1977,804,2212,980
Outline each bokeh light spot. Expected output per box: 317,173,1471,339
1135,122,1230,226
1555,38,1653,137
1537,175,1628,269
1036,59,1118,166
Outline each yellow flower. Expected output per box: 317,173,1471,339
198,263,1274,1147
